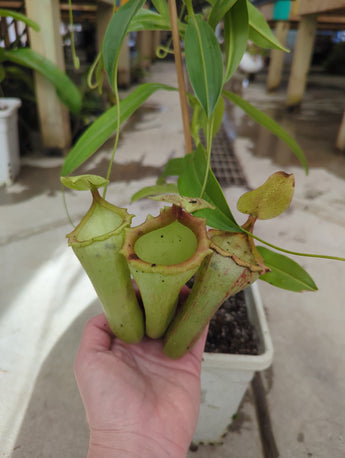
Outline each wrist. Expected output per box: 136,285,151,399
88,430,188,458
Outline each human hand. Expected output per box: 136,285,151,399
74,295,208,458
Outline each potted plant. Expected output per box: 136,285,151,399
0,97,21,185
59,0,345,445
0,8,82,167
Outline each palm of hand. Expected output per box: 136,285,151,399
75,313,207,457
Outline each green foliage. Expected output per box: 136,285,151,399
131,183,178,203
61,0,339,311
177,146,241,232
237,172,295,220
185,14,223,118
247,1,289,51
103,0,146,90
0,48,82,113
258,247,318,292
0,8,40,31
207,0,238,30
223,90,309,174
61,83,176,176
223,0,249,81
61,174,109,191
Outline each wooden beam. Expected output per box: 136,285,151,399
0,1,23,8
60,4,97,12
318,15,345,24
257,3,274,21
299,0,345,15
286,14,317,108
25,0,71,151
266,21,290,91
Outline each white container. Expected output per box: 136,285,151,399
0,98,22,186
194,283,273,444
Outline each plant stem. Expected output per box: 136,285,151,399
168,0,193,155
199,119,214,198
61,184,75,228
243,229,345,263
103,67,121,198
67,0,80,69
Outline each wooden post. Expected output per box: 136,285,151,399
336,111,345,151
25,0,71,151
151,30,161,60
266,21,290,91
137,30,152,70
286,14,317,108
96,3,130,88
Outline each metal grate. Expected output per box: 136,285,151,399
210,124,247,187
197,123,247,187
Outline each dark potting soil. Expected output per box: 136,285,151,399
204,290,259,355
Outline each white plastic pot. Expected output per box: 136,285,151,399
0,98,21,186
194,282,273,444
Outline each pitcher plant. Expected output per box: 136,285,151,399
60,0,345,356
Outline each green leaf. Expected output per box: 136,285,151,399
237,171,295,220
247,1,289,52
151,0,170,17
209,96,225,139
61,83,177,176
207,0,238,30
223,0,249,81
0,8,40,31
1,48,82,113
178,146,241,231
157,157,185,185
189,94,225,145
257,246,318,292
128,9,172,32
223,90,308,174
131,183,178,203
103,0,145,89
185,14,223,118
60,174,109,191
150,194,215,212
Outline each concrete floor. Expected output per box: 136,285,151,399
1,61,345,457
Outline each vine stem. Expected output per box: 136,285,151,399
168,0,193,155
103,68,121,198
200,119,214,198
67,0,80,69
242,228,345,263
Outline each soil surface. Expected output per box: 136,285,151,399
205,291,259,355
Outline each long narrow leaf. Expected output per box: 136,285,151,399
247,1,289,51
157,157,185,184
0,8,40,31
185,15,223,118
61,83,177,176
151,0,170,18
258,246,318,292
208,0,238,30
128,9,172,31
1,48,82,113
223,90,308,174
223,0,248,82
103,0,145,89
131,183,178,202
